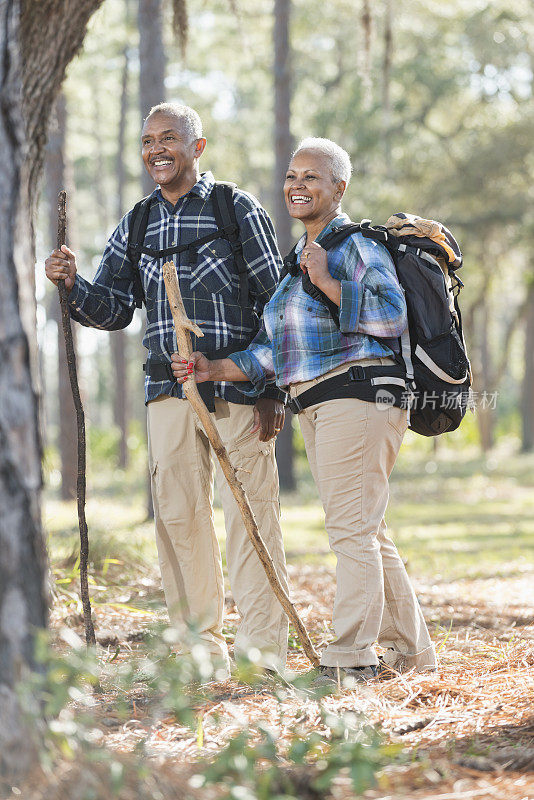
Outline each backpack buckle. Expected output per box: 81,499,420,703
230,239,243,255
349,365,366,381
223,223,239,238
287,396,303,414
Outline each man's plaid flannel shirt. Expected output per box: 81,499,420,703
68,172,285,405
228,214,408,394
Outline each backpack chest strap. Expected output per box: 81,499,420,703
127,182,249,307
131,224,238,266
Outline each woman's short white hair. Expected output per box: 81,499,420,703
292,137,353,186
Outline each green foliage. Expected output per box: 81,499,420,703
195,711,388,800
20,630,389,799
88,425,122,465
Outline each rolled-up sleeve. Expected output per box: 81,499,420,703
338,236,407,338
227,323,276,397
68,215,137,331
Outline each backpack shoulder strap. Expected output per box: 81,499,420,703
279,243,299,284
211,182,249,304
211,181,237,229
280,222,361,283
127,195,153,308
319,222,362,250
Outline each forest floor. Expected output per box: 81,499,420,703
14,437,534,799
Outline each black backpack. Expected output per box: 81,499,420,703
126,181,249,309
282,214,471,437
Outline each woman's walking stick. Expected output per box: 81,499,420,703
56,191,96,647
162,261,320,668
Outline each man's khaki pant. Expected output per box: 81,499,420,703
147,395,289,676
290,359,437,670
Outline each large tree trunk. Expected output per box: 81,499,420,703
273,0,295,491
0,0,104,781
521,278,534,452
45,92,78,499
0,0,48,780
21,0,105,247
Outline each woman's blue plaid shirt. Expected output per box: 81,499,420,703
67,172,283,405
229,214,408,394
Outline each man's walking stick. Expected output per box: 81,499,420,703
56,191,96,647
162,262,320,668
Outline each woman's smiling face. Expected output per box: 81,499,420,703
284,150,344,223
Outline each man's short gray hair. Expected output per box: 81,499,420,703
146,102,203,143
293,137,353,185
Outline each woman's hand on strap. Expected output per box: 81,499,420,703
301,241,341,307
301,241,329,285
171,352,212,384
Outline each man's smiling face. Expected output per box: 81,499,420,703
141,112,203,200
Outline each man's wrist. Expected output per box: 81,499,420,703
259,385,287,403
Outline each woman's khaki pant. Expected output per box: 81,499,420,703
147,395,289,676
290,360,437,670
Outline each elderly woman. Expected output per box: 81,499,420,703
172,138,436,684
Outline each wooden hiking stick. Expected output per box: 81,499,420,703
162,261,320,668
56,191,96,647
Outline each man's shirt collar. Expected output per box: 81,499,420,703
153,171,216,210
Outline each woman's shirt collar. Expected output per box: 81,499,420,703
294,212,351,254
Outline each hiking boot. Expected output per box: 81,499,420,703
377,649,438,680
311,665,378,688
377,650,407,680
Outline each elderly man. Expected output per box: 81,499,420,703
45,103,289,677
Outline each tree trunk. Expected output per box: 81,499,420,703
521,278,534,452
21,0,106,248
273,0,295,491
138,0,166,196
382,0,393,172
45,92,78,499
0,0,48,780
477,301,495,452
111,333,129,468
360,0,373,108
273,0,292,258
112,45,131,469
139,0,166,515
1,0,104,780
